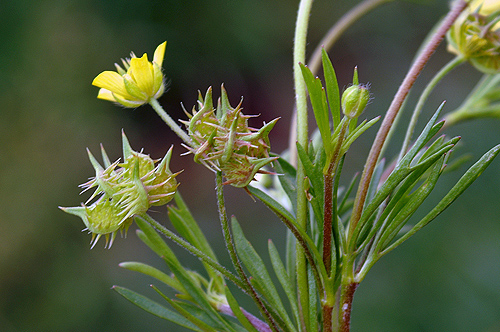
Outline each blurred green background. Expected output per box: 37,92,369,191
1,0,500,331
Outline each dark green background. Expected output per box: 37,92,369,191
1,0,499,331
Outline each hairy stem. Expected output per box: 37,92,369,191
215,172,280,332
338,282,358,332
149,98,192,146
347,0,468,245
138,213,244,290
294,0,314,330
399,56,465,160
323,120,349,275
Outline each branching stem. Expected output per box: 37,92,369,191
347,0,468,244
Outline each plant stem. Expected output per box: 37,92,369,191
399,56,465,160
323,120,349,275
294,0,314,330
322,120,349,332
322,304,334,332
338,282,358,332
347,0,468,245
149,98,192,146
138,213,244,290
443,74,500,127
308,0,394,75
215,172,280,332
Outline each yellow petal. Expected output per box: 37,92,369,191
113,93,146,108
129,54,154,96
97,88,117,102
92,71,130,98
152,62,164,96
123,74,148,100
153,41,167,67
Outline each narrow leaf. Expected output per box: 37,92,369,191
119,261,185,293
224,287,261,332
300,63,331,150
274,157,297,213
168,192,218,261
231,217,297,332
168,192,220,280
382,144,500,255
161,295,219,332
135,217,233,330
113,286,201,331
247,185,327,288
322,48,340,128
268,240,299,326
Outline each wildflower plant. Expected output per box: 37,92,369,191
61,0,500,331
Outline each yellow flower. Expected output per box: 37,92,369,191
447,2,500,73
92,41,167,107
469,0,500,15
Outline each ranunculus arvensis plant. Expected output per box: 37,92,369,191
61,0,500,331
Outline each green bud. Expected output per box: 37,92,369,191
341,84,370,119
61,132,181,249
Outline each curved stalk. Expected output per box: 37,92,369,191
149,98,192,146
399,56,465,160
347,0,468,245
308,0,394,75
293,0,314,330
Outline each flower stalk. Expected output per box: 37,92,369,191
348,0,469,240
215,172,280,332
60,0,500,331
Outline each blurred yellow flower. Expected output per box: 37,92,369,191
93,41,167,107
447,2,500,73
469,0,500,15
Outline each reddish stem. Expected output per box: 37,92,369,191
339,282,359,332
348,0,469,239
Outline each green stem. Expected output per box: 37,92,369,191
290,0,392,163
215,172,280,332
443,74,500,127
149,98,192,146
308,0,394,75
294,0,314,330
138,213,244,290
347,0,468,250
399,56,465,160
